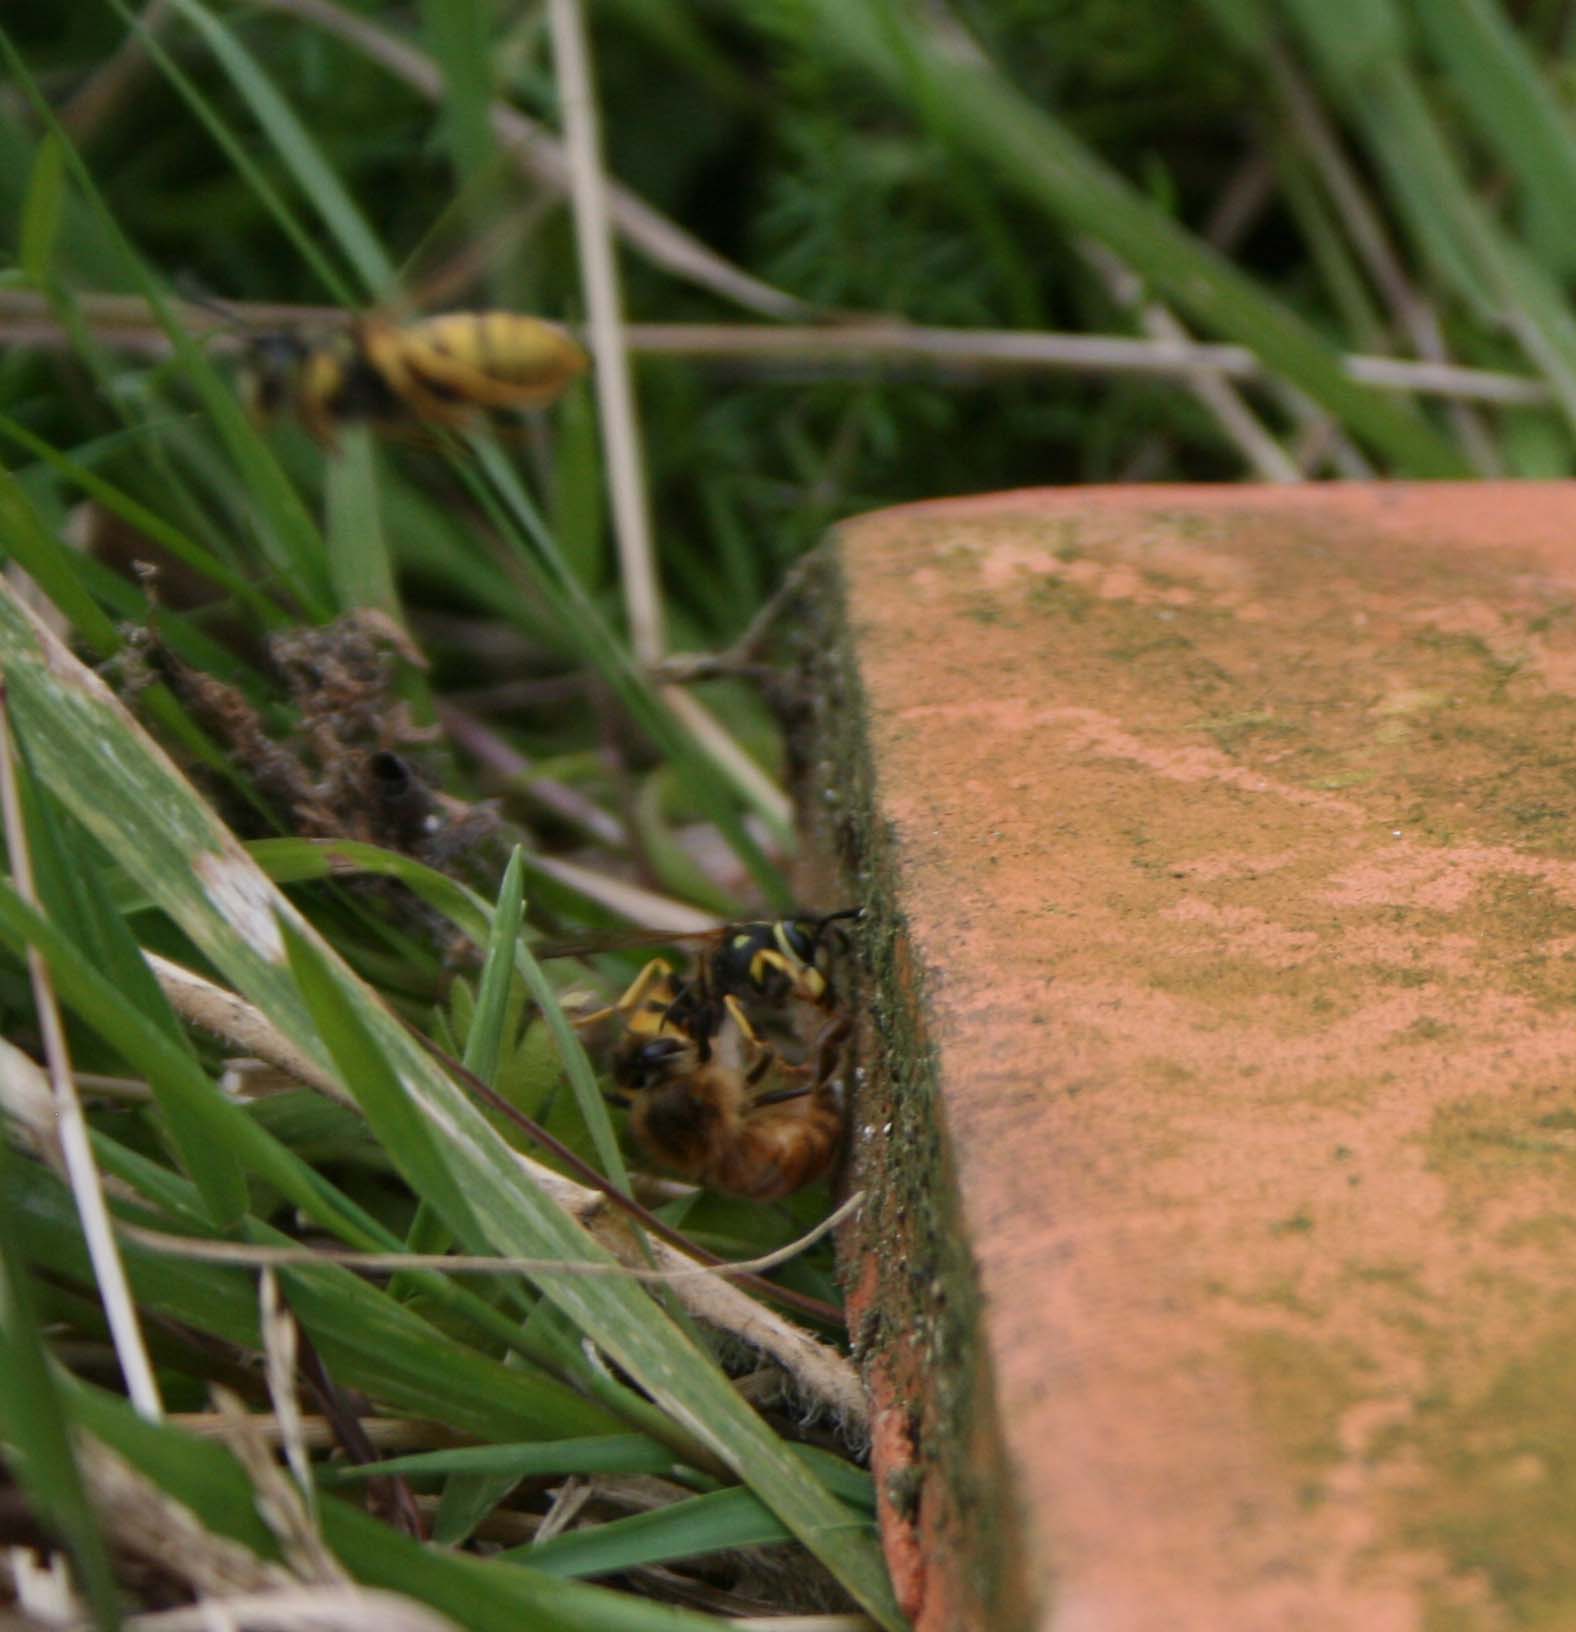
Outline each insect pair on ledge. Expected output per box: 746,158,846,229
547,911,862,1203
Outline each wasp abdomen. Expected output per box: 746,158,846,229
392,313,588,407
242,311,587,443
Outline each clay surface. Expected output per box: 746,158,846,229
823,484,1576,1632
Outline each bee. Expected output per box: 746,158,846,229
610,985,850,1201
239,310,587,444
563,912,861,1199
554,909,862,1055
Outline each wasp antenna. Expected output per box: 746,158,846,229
815,906,864,929
173,281,248,334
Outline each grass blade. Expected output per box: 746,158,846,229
156,0,392,299
324,427,400,617
0,1141,121,1632
0,570,903,1629
1411,0,1576,280
743,0,1465,476
19,132,66,285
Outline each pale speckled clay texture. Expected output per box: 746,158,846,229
835,483,1576,1632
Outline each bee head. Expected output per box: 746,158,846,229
614,1034,699,1095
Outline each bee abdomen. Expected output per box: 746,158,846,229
708,1095,843,1202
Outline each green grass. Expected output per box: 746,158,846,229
1,0,1574,1625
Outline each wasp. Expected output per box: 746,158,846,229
239,310,587,444
604,965,850,1201
554,910,861,1054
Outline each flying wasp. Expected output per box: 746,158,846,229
223,308,587,445
595,960,850,1201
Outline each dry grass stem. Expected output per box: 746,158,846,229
523,853,724,933
168,1414,454,1452
1084,242,1302,482
547,0,664,667
727,1618,881,1631
115,1191,864,1285
727,1619,880,1631
660,688,794,835
57,0,172,141
258,1273,316,1524
105,1587,463,1632
75,1437,293,1596
0,692,164,1423
0,290,1551,404
1267,42,1502,473
146,955,353,1105
529,1476,593,1546
211,1388,343,1588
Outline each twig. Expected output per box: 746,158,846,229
1085,242,1303,482
436,700,629,848
1203,147,1277,253
649,549,824,684
0,290,1551,404
0,684,164,1422
117,1192,864,1283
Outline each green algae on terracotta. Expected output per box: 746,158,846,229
1407,1307,1576,1629
1229,1328,1366,1473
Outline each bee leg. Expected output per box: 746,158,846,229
749,1084,813,1108
812,1013,853,1080
603,1091,633,1110
571,958,676,1029
750,1018,849,1107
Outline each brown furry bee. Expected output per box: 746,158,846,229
243,311,587,443
564,912,860,1199
605,970,849,1201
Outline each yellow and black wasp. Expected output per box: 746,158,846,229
240,309,588,444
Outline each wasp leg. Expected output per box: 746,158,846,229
721,993,763,1044
721,993,797,1084
571,958,677,1030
